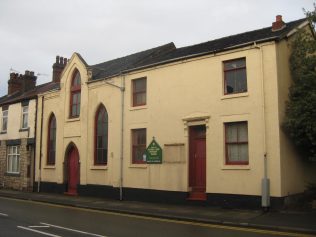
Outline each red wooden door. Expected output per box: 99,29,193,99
67,147,79,195
189,126,206,200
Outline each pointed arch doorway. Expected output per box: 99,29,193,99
64,144,80,195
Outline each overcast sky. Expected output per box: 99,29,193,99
0,0,313,96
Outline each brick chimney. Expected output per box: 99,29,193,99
8,73,23,95
8,70,37,95
52,55,68,82
272,15,286,32
22,70,37,92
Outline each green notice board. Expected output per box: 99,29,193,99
146,138,162,164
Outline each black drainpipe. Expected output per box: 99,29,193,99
32,97,38,191
37,96,44,192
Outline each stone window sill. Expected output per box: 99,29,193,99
67,117,80,123
221,92,249,100
129,105,147,111
5,172,20,177
19,128,29,132
221,165,251,170
90,166,108,170
129,164,147,169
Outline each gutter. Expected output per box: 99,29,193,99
0,95,37,110
123,36,279,74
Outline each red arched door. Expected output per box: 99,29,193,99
66,146,79,195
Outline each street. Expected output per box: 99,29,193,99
0,197,310,237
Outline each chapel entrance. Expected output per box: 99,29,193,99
64,144,79,195
188,125,206,200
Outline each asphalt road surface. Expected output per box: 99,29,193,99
0,197,309,237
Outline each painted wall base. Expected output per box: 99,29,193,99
35,182,287,209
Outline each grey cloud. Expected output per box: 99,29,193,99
0,0,309,96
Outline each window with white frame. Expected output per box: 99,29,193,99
7,146,20,173
225,121,249,165
2,109,8,132
21,105,28,129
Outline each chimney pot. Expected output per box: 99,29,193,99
10,73,15,80
52,55,68,83
7,69,36,95
272,15,286,32
276,15,282,22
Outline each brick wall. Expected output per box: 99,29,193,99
0,139,33,191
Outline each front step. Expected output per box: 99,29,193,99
64,191,78,196
187,192,206,201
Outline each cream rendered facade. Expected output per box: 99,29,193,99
0,99,36,190
36,57,122,195
35,23,316,207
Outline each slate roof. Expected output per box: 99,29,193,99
153,18,308,63
0,82,59,106
90,42,176,79
90,18,308,80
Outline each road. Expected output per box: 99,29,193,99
0,197,310,237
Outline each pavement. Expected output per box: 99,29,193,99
0,188,315,235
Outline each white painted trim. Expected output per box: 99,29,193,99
28,225,49,228
17,226,61,237
40,222,107,237
286,20,310,38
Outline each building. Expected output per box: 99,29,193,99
33,16,316,208
0,71,58,191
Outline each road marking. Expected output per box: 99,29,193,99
17,226,61,237
29,225,50,228
41,222,107,237
2,197,314,237
0,212,8,216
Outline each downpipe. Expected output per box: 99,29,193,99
102,74,125,201
119,75,125,201
254,42,270,210
37,96,44,192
